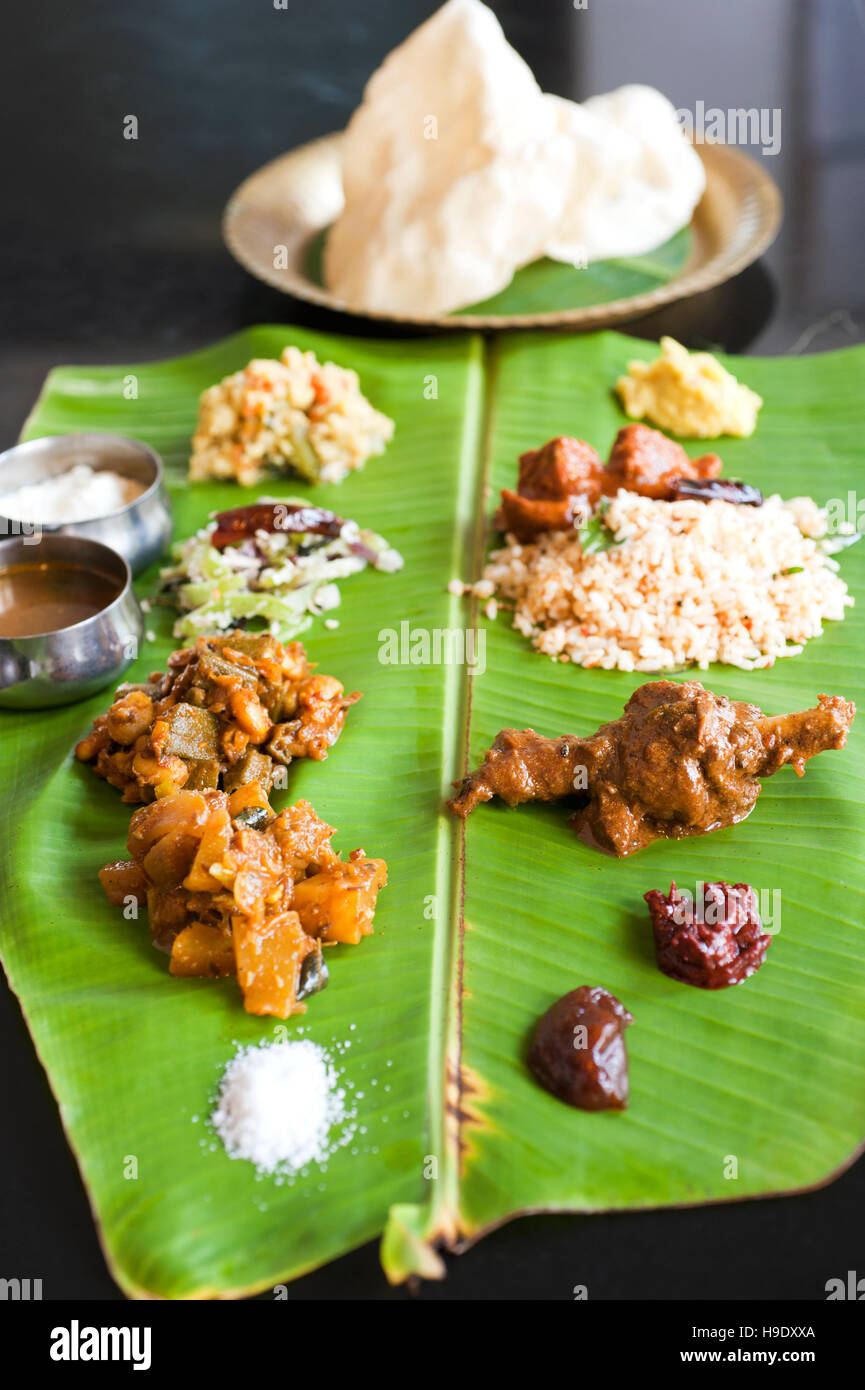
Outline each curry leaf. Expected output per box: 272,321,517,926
579,501,619,554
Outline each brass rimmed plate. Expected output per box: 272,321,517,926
223,132,782,330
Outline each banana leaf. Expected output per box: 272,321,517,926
3,326,483,1298
447,333,865,1251
1,327,864,1298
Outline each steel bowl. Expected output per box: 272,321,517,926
0,534,143,709
0,433,173,575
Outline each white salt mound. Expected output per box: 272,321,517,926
211,1040,346,1174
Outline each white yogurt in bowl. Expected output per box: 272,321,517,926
0,463,145,524
0,433,173,575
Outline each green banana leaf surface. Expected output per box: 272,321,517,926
1,327,863,1298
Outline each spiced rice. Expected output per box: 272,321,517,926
472,491,853,672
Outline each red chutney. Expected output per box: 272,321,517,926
644,881,771,989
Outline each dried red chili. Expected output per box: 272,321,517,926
210,503,344,549
669,477,763,506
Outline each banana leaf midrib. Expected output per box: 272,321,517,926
418,333,488,1252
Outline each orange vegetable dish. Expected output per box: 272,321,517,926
99,782,387,1018
75,630,359,804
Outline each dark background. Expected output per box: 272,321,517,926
1,0,864,1301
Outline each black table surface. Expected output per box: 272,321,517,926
2,0,864,1301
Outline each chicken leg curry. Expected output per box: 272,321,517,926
449,680,855,856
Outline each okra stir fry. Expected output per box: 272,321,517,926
75,630,360,803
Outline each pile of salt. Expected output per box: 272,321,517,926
211,1040,346,1174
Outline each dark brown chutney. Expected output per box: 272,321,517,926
644,881,771,989
528,986,633,1111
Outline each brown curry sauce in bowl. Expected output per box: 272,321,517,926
0,535,142,709
0,560,123,639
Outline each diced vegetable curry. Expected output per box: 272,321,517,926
99,783,387,1017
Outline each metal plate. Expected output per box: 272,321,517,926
223,133,782,331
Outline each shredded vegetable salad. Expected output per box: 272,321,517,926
159,500,403,641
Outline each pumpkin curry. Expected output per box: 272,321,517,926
100,782,387,1018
